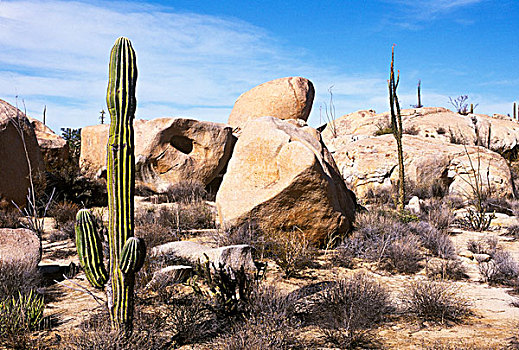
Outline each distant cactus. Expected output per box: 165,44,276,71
388,45,405,213
514,102,517,120
74,37,143,333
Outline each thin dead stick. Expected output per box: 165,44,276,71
54,274,106,306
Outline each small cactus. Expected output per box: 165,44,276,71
75,209,108,288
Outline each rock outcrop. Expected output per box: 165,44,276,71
0,99,45,207
0,228,40,268
216,116,356,244
80,118,234,192
29,117,70,169
322,107,519,157
327,134,513,199
228,77,315,131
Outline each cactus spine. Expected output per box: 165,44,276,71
75,209,108,288
106,36,138,332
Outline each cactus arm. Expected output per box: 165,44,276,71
119,237,146,274
75,209,108,288
106,36,139,332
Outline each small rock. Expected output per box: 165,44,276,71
406,196,422,214
146,265,193,289
151,241,257,273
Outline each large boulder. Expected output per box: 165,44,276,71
328,134,513,199
80,118,234,192
216,116,356,244
29,117,70,170
228,77,315,131
322,107,519,157
0,100,45,207
0,228,40,267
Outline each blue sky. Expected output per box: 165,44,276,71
0,0,517,132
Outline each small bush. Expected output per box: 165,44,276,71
403,124,420,135
266,228,315,278
164,181,210,203
315,273,393,348
427,259,468,281
436,127,446,135
385,236,423,274
410,179,449,200
191,260,256,320
507,224,519,240
374,117,393,136
409,221,456,259
344,210,424,273
466,236,498,256
218,285,299,349
363,186,394,206
403,280,471,324
479,250,519,286
0,261,40,298
0,207,23,229
48,200,79,229
420,198,455,230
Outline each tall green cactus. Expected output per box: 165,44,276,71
74,37,143,333
106,36,138,332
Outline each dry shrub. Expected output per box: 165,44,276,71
164,181,211,203
385,236,423,274
363,186,394,206
420,198,455,230
341,210,423,274
427,259,468,281
403,280,471,324
217,285,299,349
0,207,23,229
403,124,420,135
466,235,498,256
315,273,393,348
479,250,519,286
61,309,167,350
409,178,449,200
507,224,519,240
48,200,78,228
409,221,456,259
266,228,316,278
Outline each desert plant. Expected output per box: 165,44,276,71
267,227,315,278
315,273,393,348
409,221,456,259
411,79,423,108
403,280,471,324
218,285,299,349
190,260,256,320
467,235,498,256
449,95,478,115
163,181,209,203
61,127,81,162
374,116,393,136
426,259,468,281
321,85,338,138
0,290,45,348
479,250,519,286
419,198,455,231
73,37,144,333
457,146,496,231
403,124,420,135
388,45,406,213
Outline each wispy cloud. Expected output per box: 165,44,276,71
380,0,484,26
